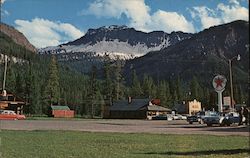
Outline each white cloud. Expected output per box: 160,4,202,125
217,1,249,23
191,0,249,30
149,10,195,33
15,18,84,48
83,0,195,33
191,6,222,29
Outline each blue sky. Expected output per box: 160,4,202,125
1,0,249,48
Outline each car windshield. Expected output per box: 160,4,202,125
205,111,219,116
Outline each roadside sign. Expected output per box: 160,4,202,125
212,75,227,113
212,75,227,92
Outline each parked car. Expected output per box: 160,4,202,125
203,111,224,126
221,112,246,126
0,110,26,120
187,111,205,124
151,114,168,120
166,114,173,121
172,114,183,120
187,115,198,124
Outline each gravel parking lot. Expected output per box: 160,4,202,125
0,119,249,136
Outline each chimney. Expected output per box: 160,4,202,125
128,96,132,104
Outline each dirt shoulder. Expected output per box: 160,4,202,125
0,119,249,136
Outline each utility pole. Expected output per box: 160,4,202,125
228,54,240,111
2,55,7,96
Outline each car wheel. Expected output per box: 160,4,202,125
207,123,212,127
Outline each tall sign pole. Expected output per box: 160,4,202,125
212,75,227,113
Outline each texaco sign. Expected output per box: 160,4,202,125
212,75,227,92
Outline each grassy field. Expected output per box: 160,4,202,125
0,130,249,158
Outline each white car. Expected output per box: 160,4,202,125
181,115,187,120
172,114,183,120
166,114,173,121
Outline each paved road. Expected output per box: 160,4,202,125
0,119,249,136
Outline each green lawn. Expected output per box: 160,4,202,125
0,130,249,158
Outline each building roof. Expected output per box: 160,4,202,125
110,99,150,111
172,104,187,113
109,99,170,112
146,105,171,112
51,105,70,110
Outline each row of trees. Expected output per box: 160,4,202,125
1,30,248,117
1,53,248,117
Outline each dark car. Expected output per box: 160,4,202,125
187,115,198,124
187,111,205,124
203,111,224,126
151,115,168,120
221,112,245,126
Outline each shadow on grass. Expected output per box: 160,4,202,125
157,125,249,133
141,148,250,156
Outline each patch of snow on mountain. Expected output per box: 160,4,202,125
39,36,171,59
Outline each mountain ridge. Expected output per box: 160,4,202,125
39,25,192,59
124,20,249,86
0,23,37,53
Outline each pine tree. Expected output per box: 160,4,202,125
131,70,142,98
142,74,154,98
113,57,124,100
89,65,97,118
190,76,201,100
45,55,60,105
103,55,113,101
164,81,172,107
15,72,24,97
176,76,183,102
157,81,168,107
30,71,42,114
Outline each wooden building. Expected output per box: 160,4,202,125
0,91,25,114
103,98,171,119
172,99,202,115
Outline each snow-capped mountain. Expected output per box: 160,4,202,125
39,25,192,60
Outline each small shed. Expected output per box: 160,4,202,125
50,105,74,118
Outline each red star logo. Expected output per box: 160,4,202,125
215,77,223,88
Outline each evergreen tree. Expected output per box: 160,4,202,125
103,55,113,101
45,55,60,105
164,81,172,107
190,76,201,100
142,74,155,98
29,71,42,114
131,70,142,97
176,76,183,102
157,81,170,107
234,84,244,104
113,57,124,100
15,72,24,97
89,65,97,118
